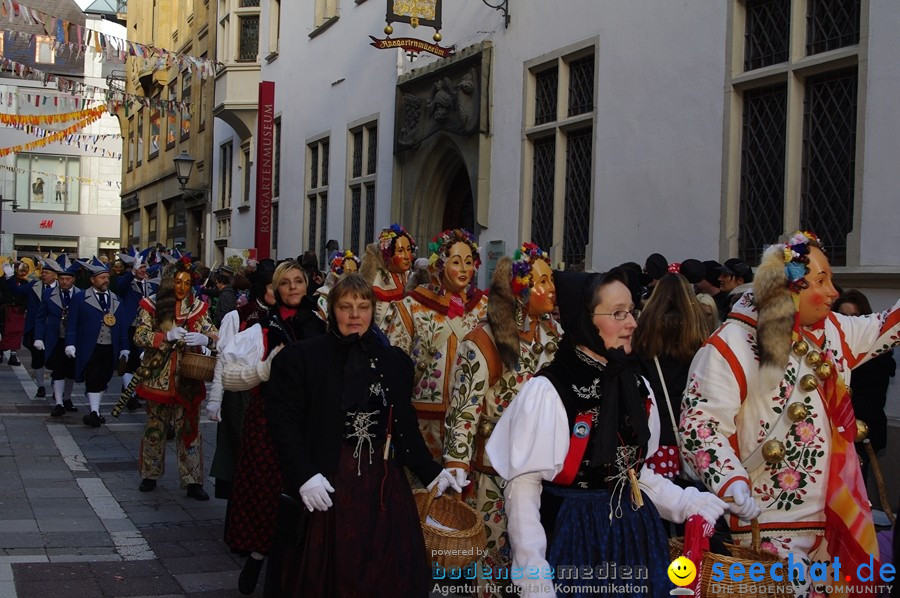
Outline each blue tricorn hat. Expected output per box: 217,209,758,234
41,254,70,274
84,256,110,276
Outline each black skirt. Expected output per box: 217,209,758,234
266,443,430,598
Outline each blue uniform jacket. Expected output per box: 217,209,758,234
5,278,48,334
115,272,159,328
64,287,129,381
35,286,83,358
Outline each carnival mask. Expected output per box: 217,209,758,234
389,235,413,274
442,241,474,294
526,259,556,317
174,271,192,301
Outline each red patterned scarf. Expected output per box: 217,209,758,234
819,351,882,596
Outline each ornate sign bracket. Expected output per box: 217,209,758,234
481,0,510,29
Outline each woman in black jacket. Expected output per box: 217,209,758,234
266,273,461,598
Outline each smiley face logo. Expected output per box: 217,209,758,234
667,556,697,587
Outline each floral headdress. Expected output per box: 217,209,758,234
329,249,360,275
510,242,550,300
378,223,417,263
427,228,481,273
781,231,821,293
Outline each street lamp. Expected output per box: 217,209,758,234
173,150,196,191
0,194,20,236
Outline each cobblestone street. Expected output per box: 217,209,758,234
0,353,459,597
0,351,251,597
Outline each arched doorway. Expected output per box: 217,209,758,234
409,137,476,247
442,162,474,233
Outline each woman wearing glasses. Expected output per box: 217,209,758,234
486,268,725,598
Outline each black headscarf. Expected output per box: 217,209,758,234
541,269,650,466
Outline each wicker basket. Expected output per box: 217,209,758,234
669,519,794,598
179,351,216,382
413,486,487,570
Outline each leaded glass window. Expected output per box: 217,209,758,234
365,184,376,245
319,193,328,269
238,15,259,61
310,145,319,188
568,55,594,117
801,68,857,266
531,137,555,253
744,0,790,71
535,67,558,125
307,197,317,251
739,84,787,264
352,130,363,178
350,187,362,254
806,0,860,55
563,129,592,268
367,126,377,175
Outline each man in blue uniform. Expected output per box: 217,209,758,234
34,256,82,416
2,256,57,395
64,258,130,427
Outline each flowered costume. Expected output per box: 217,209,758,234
679,292,900,596
134,295,217,486
372,269,408,330
385,283,488,458
443,314,561,597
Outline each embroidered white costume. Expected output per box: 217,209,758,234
679,292,900,594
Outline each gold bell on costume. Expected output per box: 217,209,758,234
762,439,786,464
855,419,869,443
806,351,823,367
799,374,819,392
815,362,833,380
792,340,810,356
787,402,809,422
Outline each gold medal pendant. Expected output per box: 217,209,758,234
103,313,117,327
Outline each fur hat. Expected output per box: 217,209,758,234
753,231,821,392
488,257,519,370
359,242,383,286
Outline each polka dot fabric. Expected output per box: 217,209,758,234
644,444,680,478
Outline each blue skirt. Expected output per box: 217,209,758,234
544,486,670,598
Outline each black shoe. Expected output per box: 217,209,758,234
138,478,157,492
238,556,265,595
63,399,78,412
8,355,20,366
35,386,46,398
83,411,102,427
126,395,141,412
50,404,65,417
186,484,209,501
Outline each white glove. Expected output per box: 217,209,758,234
33,340,45,351
183,332,208,347
724,480,761,520
2,263,13,278
119,350,130,360
427,468,466,497
686,492,728,526
448,467,469,490
200,345,212,356
299,473,335,512
166,327,187,342
65,345,76,358
206,398,222,422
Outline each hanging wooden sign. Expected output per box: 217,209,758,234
369,35,454,58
